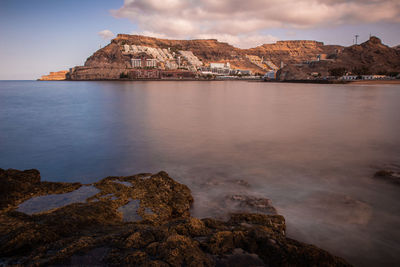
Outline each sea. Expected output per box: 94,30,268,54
1,80,400,266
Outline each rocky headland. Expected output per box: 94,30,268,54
39,34,399,82
0,168,351,266
66,34,347,81
38,71,68,81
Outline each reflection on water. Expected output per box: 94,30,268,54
113,180,132,187
118,199,142,222
17,186,99,214
1,81,400,266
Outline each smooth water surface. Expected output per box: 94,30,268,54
17,185,99,215
1,80,400,266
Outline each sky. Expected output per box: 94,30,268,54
0,0,399,80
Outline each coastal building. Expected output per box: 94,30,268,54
130,55,158,69
161,70,196,79
317,54,328,61
128,69,160,79
235,69,252,76
210,63,226,69
340,75,358,80
125,69,196,79
131,58,142,68
146,59,157,68
361,75,387,80
209,62,232,75
263,70,276,80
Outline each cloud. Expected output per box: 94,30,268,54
98,29,115,40
112,0,400,47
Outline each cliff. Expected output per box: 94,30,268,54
277,37,400,80
38,70,68,81
0,168,351,266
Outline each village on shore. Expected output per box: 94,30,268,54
39,35,400,83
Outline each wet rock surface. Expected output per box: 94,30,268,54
0,168,352,266
227,195,278,215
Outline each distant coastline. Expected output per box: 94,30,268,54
37,77,400,85
38,34,400,83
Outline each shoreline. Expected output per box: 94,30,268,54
0,168,352,266
37,78,400,84
348,80,400,84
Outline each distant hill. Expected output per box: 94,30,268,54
278,37,400,80
65,34,399,81
68,34,344,80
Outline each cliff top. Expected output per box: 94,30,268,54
114,34,325,50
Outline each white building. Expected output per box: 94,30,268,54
362,75,386,80
340,75,358,80
131,59,142,68
210,63,226,69
264,70,276,79
146,59,157,68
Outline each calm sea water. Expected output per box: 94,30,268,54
1,80,400,266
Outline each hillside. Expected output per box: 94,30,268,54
278,37,400,80
65,34,399,81
245,41,341,65
68,34,342,80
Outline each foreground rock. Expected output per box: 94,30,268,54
0,168,351,266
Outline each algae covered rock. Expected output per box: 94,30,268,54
0,168,352,266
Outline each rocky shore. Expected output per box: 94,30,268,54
38,71,68,81
0,168,351,266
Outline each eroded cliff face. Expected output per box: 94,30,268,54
0,168,352,266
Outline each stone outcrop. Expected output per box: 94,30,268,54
38,70,68,81
0,168,352,266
